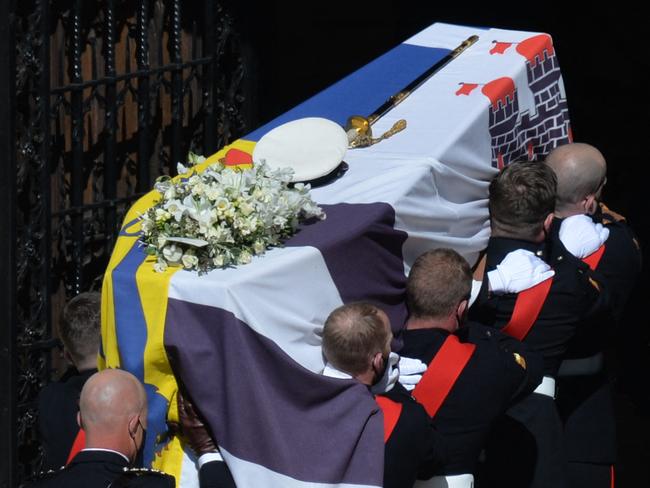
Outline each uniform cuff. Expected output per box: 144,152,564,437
198,451,223,469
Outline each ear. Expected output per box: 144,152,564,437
63,349,74,366
584,194,598,215
457,299,468,319
77,412,82,429
543,213,554,234
127,415,139,438
371,352,384,373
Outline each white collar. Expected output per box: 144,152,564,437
81,448,130,463
322,363,353,380
321,352,400,394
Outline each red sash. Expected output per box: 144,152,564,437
501,277,553,341
66,428,85,464
375,396,403,442
412,335,476,418
582,244,606,271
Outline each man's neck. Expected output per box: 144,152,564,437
83,436,132,462
81,447,130,463
354,371,375,386
406,316,456,333
554,210,579,219
490,231,543,244
554,203,592,219
322,362,373,387
74,358,98,372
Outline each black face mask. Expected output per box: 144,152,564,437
374,354,389,385
132,419,147,467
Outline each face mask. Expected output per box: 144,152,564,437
370,352,400,395
131,419,147,467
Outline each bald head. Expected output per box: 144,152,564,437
545,143,607,216
80,369,147,444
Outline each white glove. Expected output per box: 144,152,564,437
488,249,555,294
559,214,609,258
370,352,400,395
398,356,427,391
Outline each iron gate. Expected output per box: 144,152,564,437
0,1,247,485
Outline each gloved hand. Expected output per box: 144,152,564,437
177,389,218,456
399,356,427,391
370,352,400,395
599,202,626,223
559,214,609,258
488,249,555,294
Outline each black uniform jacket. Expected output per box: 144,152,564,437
379,383,448,488
469,236,609,376
399,323,543,475
548,215,639,465
30,450,175,488
591,212,641,323
38,368,97,470
198,459,237,488
550,214,641,327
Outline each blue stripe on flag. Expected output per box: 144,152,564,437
113,246,148,379
245,44,451,141
112,243,170,465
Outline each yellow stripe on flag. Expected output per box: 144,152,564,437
100,138,257,486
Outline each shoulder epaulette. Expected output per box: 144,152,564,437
35,465,66,478
121,466,169,476
109,467,174,488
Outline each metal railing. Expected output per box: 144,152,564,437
1,1,246,485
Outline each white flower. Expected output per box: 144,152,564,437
162,244,183,263
153,259,168,273
234,216,257,236
145,155,323,273
155,208,171,222
181,252,199,270
186,197,218,227
253,240,266,255
303,201,325,219
164,199,187,222
205,185,223,200
238,200,255,216
140,216,155,233
177,162,190,175
154,179,171,195
219,170,242,190
188,152,206,165
191,182,206,196
237,250,252,265
273,215,288,227
164,186,177,200
215,197,231,214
